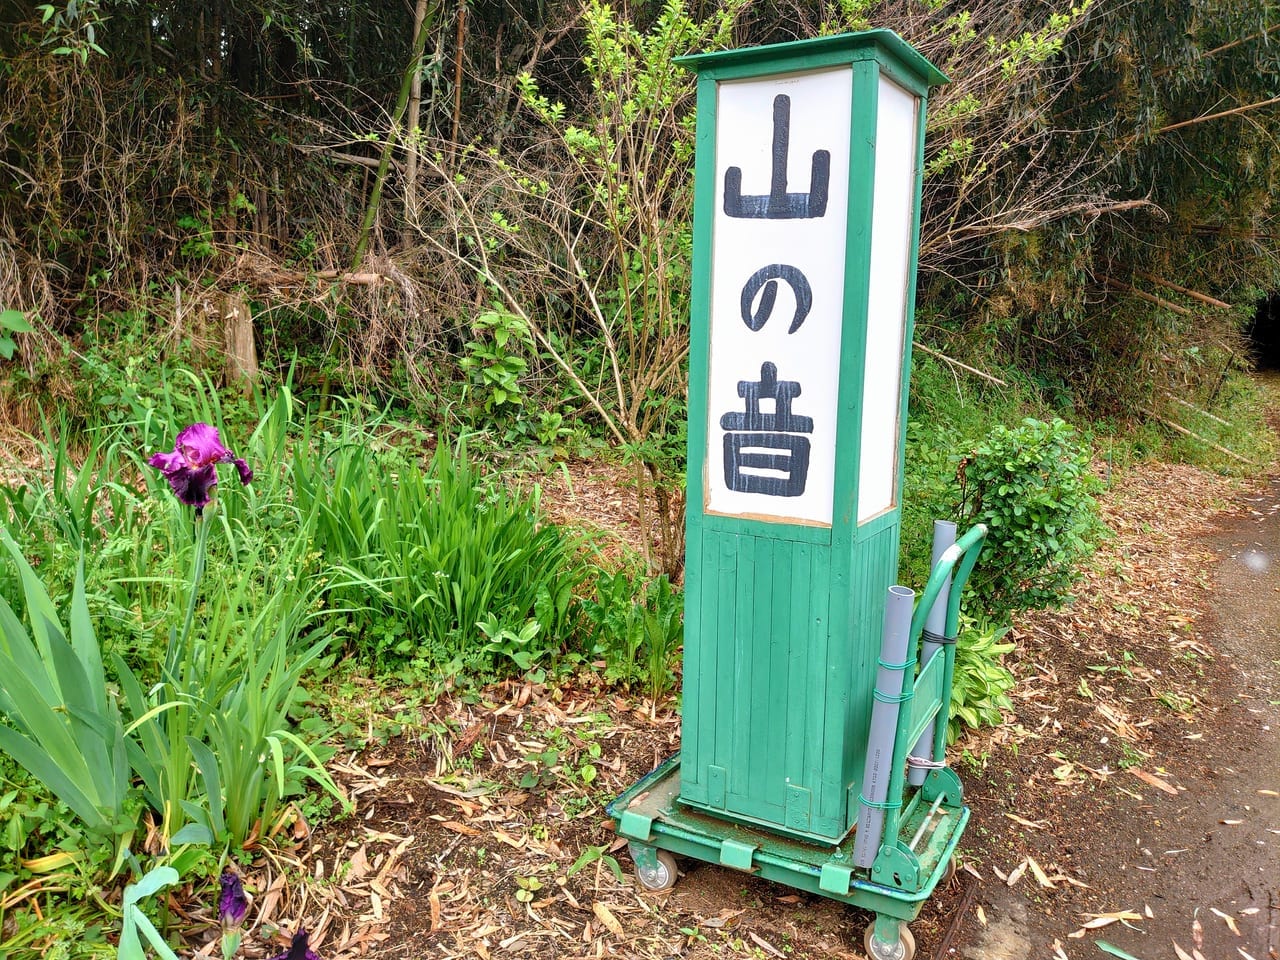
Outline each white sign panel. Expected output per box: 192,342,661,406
705,68,852,526
857,77,919,524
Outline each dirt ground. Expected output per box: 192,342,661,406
955,471,1280,960
180,396,1280,960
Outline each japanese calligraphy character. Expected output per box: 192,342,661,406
723,95,830,220
740,264,813,333
720,362,813,497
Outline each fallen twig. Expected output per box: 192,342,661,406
912,342,1008,386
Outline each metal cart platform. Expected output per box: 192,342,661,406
608,524,987,960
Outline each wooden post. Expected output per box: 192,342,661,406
222,293,258,397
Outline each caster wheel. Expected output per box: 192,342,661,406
633,848,678,892
864,921,915,960
940,856,958,885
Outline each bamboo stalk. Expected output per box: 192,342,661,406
351,7,436,270
1164,392,1231,427
230,262,389,286
1190,24,1280,68
1134,271,1232,310
1100,276,1193,316
293,144,395,171
1141,408,1255,465
311,271,389,285
451,3,466,155
402,0,431,247
1154,94,1280,136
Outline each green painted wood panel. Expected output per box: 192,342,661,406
682,527,842,836
680,519,902,842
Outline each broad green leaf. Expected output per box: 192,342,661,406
171,817,213,847
0,726,105,832
125,905,182,960
123,865,180,906
0,596,59,707
0,530,65,678
0,310,32,333
44,629,102,758
69,560,106,709
186,737,226,839
0,653,98,796
118,912,145,960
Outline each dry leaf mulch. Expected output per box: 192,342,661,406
948,457,1280,957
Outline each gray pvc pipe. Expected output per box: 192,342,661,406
908,520,957,786
853,584,916,869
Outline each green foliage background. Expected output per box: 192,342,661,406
1,0,1275,427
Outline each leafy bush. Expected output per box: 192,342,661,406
948,615,1016,742
899,357,1054,592
584,568,683,705
956,417,1103,620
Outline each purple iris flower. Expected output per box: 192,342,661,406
271,929,321,960
147,423,253,514
218,868,248,927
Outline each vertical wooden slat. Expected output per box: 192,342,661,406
784,542,811,783
681,527,704,796
713,532,739,796
764,538,791,809
730,534,757,806
748,535,776,811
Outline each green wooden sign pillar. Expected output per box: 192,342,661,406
676,31,946,845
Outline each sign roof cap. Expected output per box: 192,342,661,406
675,28,948,87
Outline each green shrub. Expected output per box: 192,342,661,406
957,417,1103,620
948,615,1016,742
899,357,1053,591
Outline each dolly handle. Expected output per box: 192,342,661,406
877,524,987,850
930,525,987,763
906,523,987,650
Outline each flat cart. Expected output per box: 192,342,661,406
609,525,987,960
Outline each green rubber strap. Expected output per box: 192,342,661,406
857,793,902,810
873,688,912,704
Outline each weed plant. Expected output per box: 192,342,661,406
293,430,589,672
583,566,684,707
